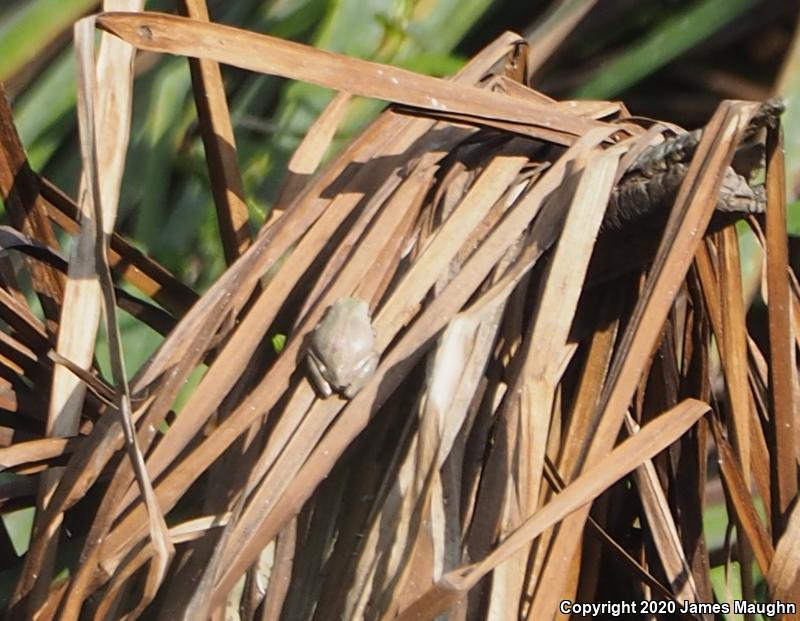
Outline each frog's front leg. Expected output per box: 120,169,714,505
306,350,334,398
343,351,379,399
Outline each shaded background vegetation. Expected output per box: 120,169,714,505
4,1,799,300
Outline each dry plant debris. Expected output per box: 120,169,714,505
0,7,797,621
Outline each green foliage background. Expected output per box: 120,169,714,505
3,0,795,298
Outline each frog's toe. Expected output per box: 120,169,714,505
343,385,359,399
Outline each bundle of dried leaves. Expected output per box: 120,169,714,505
0,5,798,621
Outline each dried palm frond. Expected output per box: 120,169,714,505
0,8,797,621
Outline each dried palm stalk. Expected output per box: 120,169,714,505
0,10,796,621
603,98,784,230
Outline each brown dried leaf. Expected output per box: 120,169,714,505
392,399,710,621
95,12,606,144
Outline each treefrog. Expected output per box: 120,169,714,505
306,297,379,399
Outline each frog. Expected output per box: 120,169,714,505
306,297,379,399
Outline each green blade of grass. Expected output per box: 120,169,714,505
12,49,76,170
775,13,800,201
0,0,97,82
572,0,761,100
